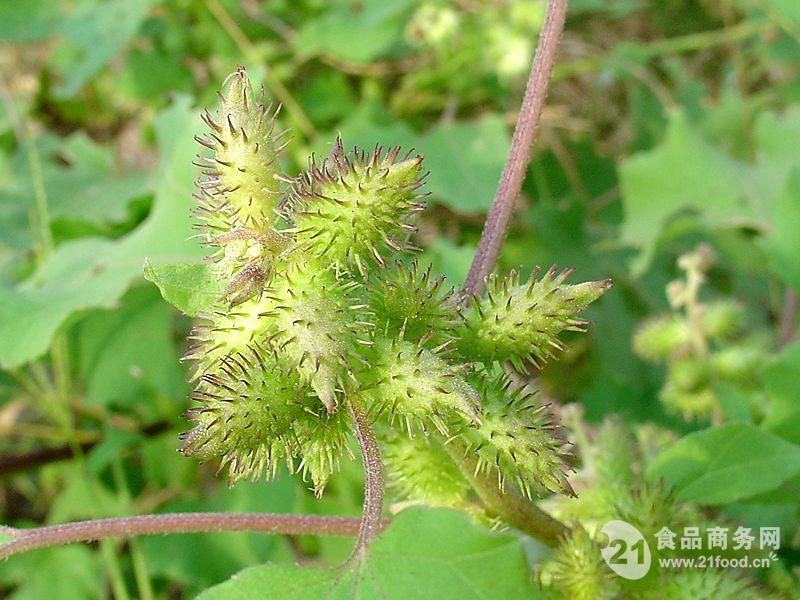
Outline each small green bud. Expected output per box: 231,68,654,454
668,355,710,391
290,140,426,275
632,315,691,361
660,383,717,421
457,267,611,370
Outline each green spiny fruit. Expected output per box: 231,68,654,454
710,342,765,381
194,66,288,236
180,343,350,492
185,261,366,414
541,526,618,600
180,344,307,484
633,315,692,362
699,300,744,341
289,141,426,275
381,433,477,515
457,267,611,370
644,570,767,600
589,418,637,518
295,406,352,496
460,372,574,498
368,259,458,344
360,338,480,434
660,382,717,421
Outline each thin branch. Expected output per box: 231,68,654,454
0,421,169,476
779,288,797,348
346,400,385,562
0,512,387,560
462,0,569,298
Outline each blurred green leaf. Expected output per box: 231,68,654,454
0,545,101,600
762,342,800,444
76,285,185,408
293,0,414,63
619,111,756,273
0,133,152,254
0,96,204,369
647,421,800,504
422,115,509,213
0,0,63,42
55,0,155,98
144,260,225,317
761,170,800,289
198,508,542,599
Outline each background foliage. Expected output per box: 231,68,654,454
0,0,799,597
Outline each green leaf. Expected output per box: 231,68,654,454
0,132,152,254
761,169,800,289
619,110,755,273
293,0,414,63
421,115,510,213
198,508,542,599
762,342,800,444
75,285,186,408
54,0,155,98
0,96,204,369
0,0,63,42
144,260,225,317
0,545,102,600
647,421,800,505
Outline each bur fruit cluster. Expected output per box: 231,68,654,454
177,67,610,509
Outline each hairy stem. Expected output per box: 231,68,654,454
444,440,566,548
0,513,383,560
462,0,569,297
347,399,385,561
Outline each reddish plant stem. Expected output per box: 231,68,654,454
346,399,385,561
0,513,388,560
779,288,797,347
462,0,570,298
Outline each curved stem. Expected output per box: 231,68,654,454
0,512,385,560
347,400,384,561
444,440,566,548
462,0,569,298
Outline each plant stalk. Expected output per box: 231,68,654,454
347,399,385,561
462,0,569,298
0,513,381,560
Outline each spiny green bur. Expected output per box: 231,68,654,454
174,68,610,505
457,267,611,370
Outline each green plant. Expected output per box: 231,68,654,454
3,0,800,596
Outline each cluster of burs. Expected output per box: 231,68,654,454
179,67,610,510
